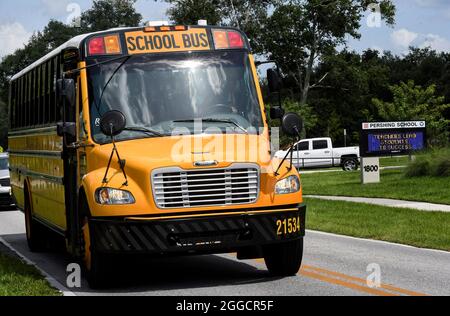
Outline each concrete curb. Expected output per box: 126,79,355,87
307,230,450,255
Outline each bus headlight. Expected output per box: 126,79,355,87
96,188,135,205
275,176,301,195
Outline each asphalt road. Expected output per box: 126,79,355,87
0,209,449,296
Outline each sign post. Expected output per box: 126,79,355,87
359,121,426,185
361,157,380,184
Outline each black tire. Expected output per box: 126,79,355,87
79,196,109,289
86,251,109,289
342,158,358,171
24,188,48,252
264,239,304,277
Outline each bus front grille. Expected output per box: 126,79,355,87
152,164,260,209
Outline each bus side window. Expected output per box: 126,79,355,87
25,73,29,128
31,68,37,126
55,55,62,122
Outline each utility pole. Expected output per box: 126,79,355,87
344,129,347,147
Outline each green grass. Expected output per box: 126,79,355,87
0,252,61,296
306,198,450,251
301,169,450,205
380,156,410,167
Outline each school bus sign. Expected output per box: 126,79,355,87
125,28,211,54
360,121,427,157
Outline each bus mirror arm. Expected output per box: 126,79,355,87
102,132,129,187
100,111,129,186
274,113,303,176
56,79,76,108
256,61,283,118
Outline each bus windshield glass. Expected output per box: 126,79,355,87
87,51,263,143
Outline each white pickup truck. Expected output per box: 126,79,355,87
275,137,360,171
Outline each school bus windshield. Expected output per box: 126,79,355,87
87,50,263,143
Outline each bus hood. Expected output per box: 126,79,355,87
88,134,272,173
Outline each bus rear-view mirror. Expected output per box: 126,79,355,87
270,107,285,120
100,110,127,137
267,69,281,94
282,113,303,138
56,79,76,108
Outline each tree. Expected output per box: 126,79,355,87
382,48,450,103
372,81,450,146
0,0,143,148
266,99,318,148
0,20,81,102
80,0,142,32
164,0,278,53
308,49,390,145
264,0,395,105
165,0,224,26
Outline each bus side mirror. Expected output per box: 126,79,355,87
100,110,127,137
282,113,303,138
267,69,281,94
270,107,285,120
56,79,76,108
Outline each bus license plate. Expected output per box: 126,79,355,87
276,216,301,236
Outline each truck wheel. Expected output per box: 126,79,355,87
24,188,48,252
264,239,303,277
342,158,358,171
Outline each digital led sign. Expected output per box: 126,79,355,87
360,121,426,157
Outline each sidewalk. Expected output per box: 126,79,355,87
305,195,450,213
300,166,405,174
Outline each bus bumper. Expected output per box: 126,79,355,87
88,204,306,255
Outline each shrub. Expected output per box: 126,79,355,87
405,148,450,178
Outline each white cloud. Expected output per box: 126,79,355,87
391,28,419,48
0,22,32,58
420,34,450,52
41,0,72,16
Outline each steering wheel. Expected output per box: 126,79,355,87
204,103,233,115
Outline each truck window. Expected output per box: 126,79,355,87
313,140,328,150
295,142,309,151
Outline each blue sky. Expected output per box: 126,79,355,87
0,0,449,58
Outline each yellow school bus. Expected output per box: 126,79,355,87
8,24,306,287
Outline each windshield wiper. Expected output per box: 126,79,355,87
97,55,132,112
123,126,165,137
174,118,248,134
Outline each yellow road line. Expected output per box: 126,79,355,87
251,258,427,296
299,269,397,296
302,265,428,297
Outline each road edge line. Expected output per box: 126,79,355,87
307,230,450,255
0,237,76,297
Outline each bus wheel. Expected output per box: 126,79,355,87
81,217,108,289
263,239,303,277
24,189,47,252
